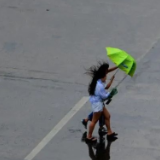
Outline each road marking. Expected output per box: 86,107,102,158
24,96,89,160
136,51,150,62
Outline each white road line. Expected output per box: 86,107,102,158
24,96,89,160
136,51,149,62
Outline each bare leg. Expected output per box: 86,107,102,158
87,112,102,139
103,107,113,135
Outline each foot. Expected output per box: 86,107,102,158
112,132,118,136
81,119,88,129
107,132,118,136
85,136,97,143
107,132,118,141
98,127,107,136
81,132,87,142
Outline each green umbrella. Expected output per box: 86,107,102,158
105,47,136,105
106,47,136,77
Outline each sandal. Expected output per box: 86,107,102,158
85,136,97,143
107,133,117,141
107,132,118,136
81,119,88,129
113,132,118,136
107,132,118,140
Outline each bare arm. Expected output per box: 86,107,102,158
105,75,115,89
108,66,118,73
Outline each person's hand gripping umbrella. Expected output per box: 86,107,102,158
105,47,137,104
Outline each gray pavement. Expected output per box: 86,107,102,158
0,0,160,160
34,43,160,160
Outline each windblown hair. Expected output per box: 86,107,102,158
85,61,109,95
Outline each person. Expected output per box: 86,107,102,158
85,62,118,142
81,66,118,135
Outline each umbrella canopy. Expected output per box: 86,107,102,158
106,47,136,77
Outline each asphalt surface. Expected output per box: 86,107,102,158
0,0,160,160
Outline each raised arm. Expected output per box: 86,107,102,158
105,75,115,89
108,66,118,73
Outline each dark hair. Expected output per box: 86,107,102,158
86,62,109,95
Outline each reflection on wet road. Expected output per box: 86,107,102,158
81,132,118,160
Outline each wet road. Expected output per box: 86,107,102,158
0,0,160,160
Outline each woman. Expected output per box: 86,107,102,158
81,66,118,134
86,62,117,142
